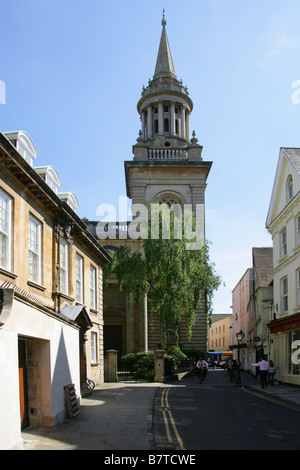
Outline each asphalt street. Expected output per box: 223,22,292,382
152,369,300,450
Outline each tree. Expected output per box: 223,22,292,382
103,205,221,348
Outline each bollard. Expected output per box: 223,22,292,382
106,349,118,382
154,350,165,382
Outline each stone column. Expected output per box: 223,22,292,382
158,102,163,135
126,293,135,352
147,106,152,139
186,110,190,141
141,111,146,140
181,106,186,139
139,293,148,351
170,102,175,136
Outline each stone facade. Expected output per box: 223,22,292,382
86,16,212,356
266,148,300,386
0,131,110,450
208,314,232,352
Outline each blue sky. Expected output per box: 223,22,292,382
1,0,300,314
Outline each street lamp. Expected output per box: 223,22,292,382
235,329,245,385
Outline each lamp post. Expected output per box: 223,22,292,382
235,329,245,385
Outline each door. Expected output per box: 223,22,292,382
18,339,29,429
104,325,123,358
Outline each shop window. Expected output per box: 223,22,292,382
288,330,300,375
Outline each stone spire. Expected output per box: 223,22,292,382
153,10,176,80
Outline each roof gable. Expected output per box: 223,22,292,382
266,148,300,228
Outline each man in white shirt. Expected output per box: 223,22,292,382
251,358,270,388
196,358,208,382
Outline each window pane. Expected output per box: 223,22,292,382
281,229,287,257
0,190,11,270
282,277,288,311
28,215,41,283
91,332,97,364
297,271,300,307
90,265,96,309
60,238,68,295
288,330,300,375
76,253,83,303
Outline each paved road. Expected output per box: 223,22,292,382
152,369,300,450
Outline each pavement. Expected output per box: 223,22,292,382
21,371,300,451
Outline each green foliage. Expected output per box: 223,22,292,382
119,351,154,380
182,349,205,359
103,206,221,348
166,346,188,359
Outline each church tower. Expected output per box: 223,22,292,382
125,11,212,233
123,12,212,352
89,13,213,356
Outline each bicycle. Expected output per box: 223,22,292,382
198,368,206,383
86,378,95,391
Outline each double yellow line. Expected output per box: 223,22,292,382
161,386,185,450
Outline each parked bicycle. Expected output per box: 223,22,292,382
86,378,95,391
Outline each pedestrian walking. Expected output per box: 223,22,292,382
251,357,270,388
226,357,235,382
268,360,276,385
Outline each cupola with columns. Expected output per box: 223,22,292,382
125,12,211,214
133,11,203,163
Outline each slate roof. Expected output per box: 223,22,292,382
252,247,273,287
154,21,176,79
281,148,300,175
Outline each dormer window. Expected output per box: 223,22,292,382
34,166,61,195
58,192,79,213
18,142,34,166
4,130,38,168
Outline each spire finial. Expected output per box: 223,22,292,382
162,9,166,27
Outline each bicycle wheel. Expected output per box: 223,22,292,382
86,378,95,390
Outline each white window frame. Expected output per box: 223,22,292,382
297,270,300,308
281,276,288,312
90,264,96,310
281,228,287,258
91,331,97,364
296,215,300,247
76,253,84,303
0,188,12,271
28,214,42,284
60,237,69,295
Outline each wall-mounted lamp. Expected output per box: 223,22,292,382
64,223,73,239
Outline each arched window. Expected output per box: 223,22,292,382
156,194,183,217
287,175,293,201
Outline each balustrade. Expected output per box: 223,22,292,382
147,148,188,161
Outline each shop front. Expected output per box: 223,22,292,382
268,313,300,386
